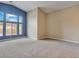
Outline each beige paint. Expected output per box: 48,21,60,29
47,12,63,39
47,5,79,43
27,8,38,40
38,8,47,39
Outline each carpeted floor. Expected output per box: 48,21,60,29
0,38,79,58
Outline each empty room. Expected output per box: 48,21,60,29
0,1,79,58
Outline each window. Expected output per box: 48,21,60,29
0,3,26,39
19,24,22,35
19,16,23,35
6,13,18,22
0,11,4,36
0,11,4,21
0,22,3,36
6,23,12,35
12,23,17,35
6,13,18,36
6,23,17,35
19,16,23,23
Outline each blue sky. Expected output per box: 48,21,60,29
0,12,22,22
6,14,18,22
0,12,4,21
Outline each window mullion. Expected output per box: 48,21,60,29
17,16,19,35
3,12,6,36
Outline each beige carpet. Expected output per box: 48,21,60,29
0,38,79,58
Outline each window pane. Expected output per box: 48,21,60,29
6,23,17,35
0,11,4,21
6,13,18,22
6,23,11,35
19,16,23,23
12,23,17,35
19,24,22,35
0,22,3,36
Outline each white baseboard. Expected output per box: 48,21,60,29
46,36,79,44
59,39,79,44
48,37,79,44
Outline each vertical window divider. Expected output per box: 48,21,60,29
17,16,19,35
3,12,6,36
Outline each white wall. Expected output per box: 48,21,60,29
27,8,38,40
47,5,79,43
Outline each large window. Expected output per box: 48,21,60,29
0,3,26,39
0,12,24,37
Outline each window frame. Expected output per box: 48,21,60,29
0,3,26,39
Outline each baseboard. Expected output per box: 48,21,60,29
59,39,79,44
48,38,79,44
38,35,79,44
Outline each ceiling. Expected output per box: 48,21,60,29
1,1,79,13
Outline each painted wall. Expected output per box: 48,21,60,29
27,5,79,43
47,5,79,43
27,8,47,40
27,8,38,40
38,8,46,39
47,12,63,39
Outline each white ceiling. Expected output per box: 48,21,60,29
1,1,79,13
